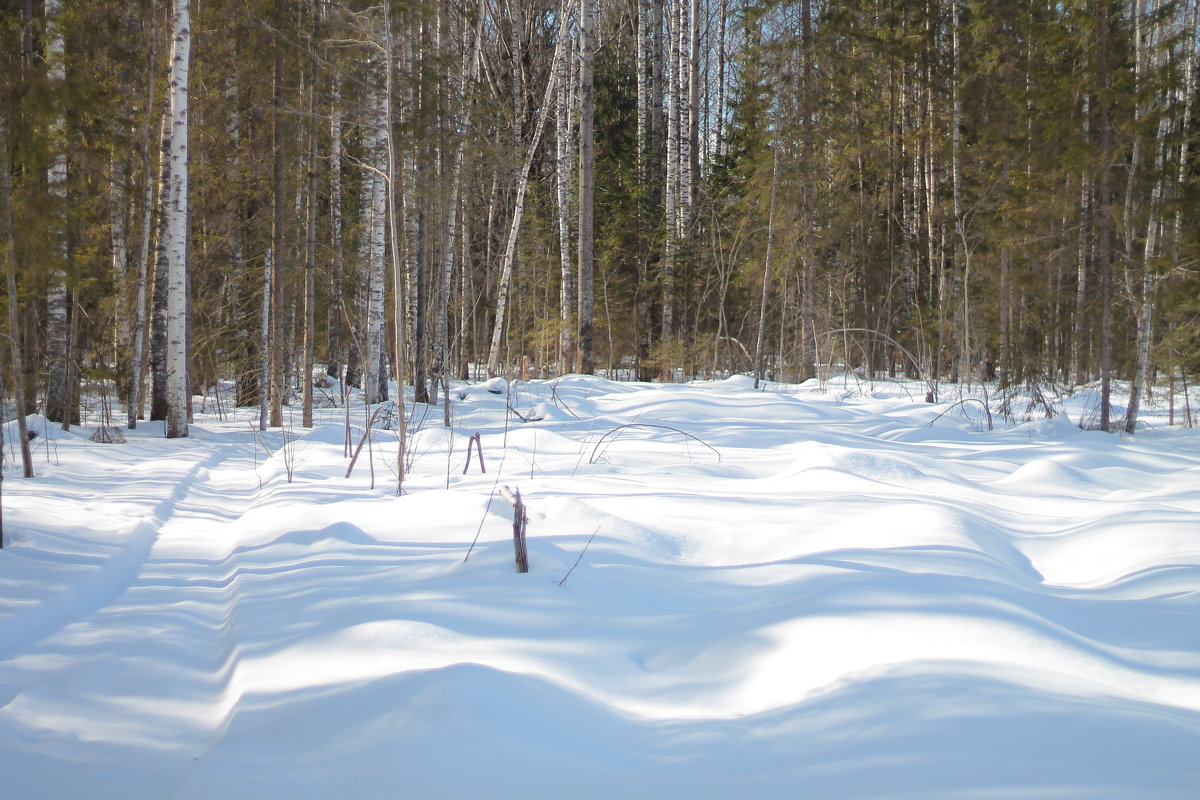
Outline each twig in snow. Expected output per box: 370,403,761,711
557,525,600,586
464,444,508,563
345,404,391,479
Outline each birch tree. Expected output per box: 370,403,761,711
163,0,191,438
128,3,159,429
435,0,487,403
556,9,576,370
43,0,73,425
577,0,596,374
486,1,573,377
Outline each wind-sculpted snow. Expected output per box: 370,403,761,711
1,375,1198,799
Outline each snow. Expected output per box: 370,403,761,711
2,375,1199,799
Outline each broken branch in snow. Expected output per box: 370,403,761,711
499,485,529,573
462,431,486,474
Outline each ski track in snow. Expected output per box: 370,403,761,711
2,376,1199,799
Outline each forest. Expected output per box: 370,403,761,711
2,0,1199,442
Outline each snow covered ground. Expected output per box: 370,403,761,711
1,374,1199,799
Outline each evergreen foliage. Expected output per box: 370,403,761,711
0,0,1197,433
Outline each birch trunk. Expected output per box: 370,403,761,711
400,29,425,404
302,1,321,429
686,0,699,211
110,156,131,363
1172,0,1200,259
753,146,780,389
1098,1,1115,431
486,2,572,377
578,0,596,375
636,0,648,185
44,0,73,425
269,0,286,428
328,78,345,382
384,4,407,489
150,117,170,422
361,65,389,405
260,250,271,431
556,17,576,370
163,0,191,439
1073,96,1091,385
127,37,158,430
715,0,727,162
1125,24,1174,432
435,0,486,402
800,0,816,379
662,0,681,338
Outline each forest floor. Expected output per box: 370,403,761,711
1,374,1199,799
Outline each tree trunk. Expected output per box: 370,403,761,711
259,250,271,432
302,1,320,429
662,0,681,338
799,0,816,379
384,4,407,490
163,0,191,439
1097,0,1114,432
328,77,345,383
361,63,389,405
753,146,780,388
578,0,596,375
1073,95,1091,386
0,109,33,477
1125,85,1172,432
556,15,576,371
43,0,74,426
486,3,572,377
150,123,170,422
110,155,131,366
715,0,727,162
435,0,485,404
128,13,159,428
269,0,286,428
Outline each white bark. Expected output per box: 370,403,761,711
753,146,780,389
556,16,576,369
163,0,191,438
125,85,156,426
1073,96,1091,385
1172,0,1200,258
577,0,595,374
328,80,345,381
486,1,573,377
260,250,271,432
1125,4,1176,433
662,0,681,336
361,69,389,405
110,156,131,355
436,0,486,396
715,0,727,162
302,0,321,429
384,5,406,488
686,0,699,211
44,0,71,425
636,0,648,184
